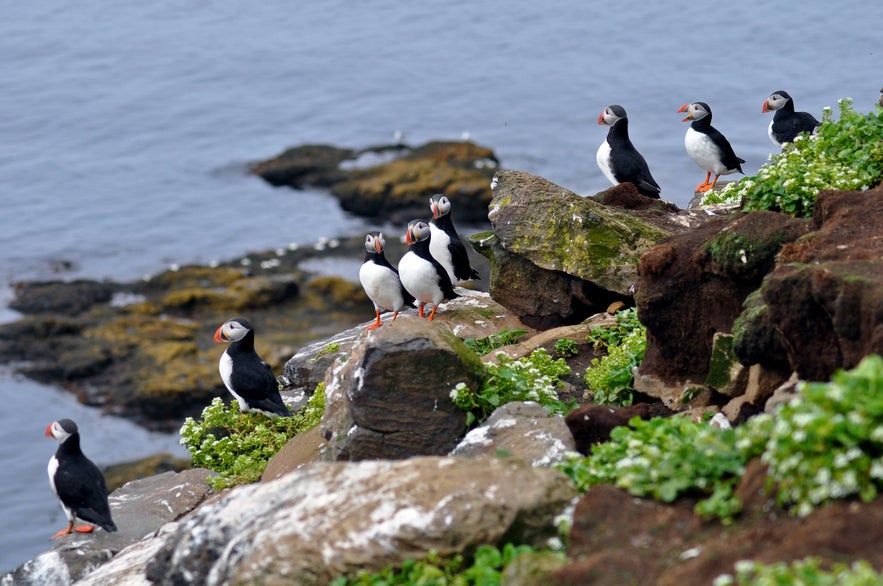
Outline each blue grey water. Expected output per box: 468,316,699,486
1,0,879,572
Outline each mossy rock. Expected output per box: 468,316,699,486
144,265,246,292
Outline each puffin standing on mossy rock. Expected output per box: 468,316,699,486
678,101,745,193
358,231,414,330
399,219,459,321
214,317,292,417
596,104,661,199
762,90,821,147
428,193,480,283
46,418,117,539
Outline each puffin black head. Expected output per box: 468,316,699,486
429,194,451,220
214,317,253,344
763,90,793,113
678,101,711,122
364,231,385,254
46,419,78,442
598,104,627,127
405,219,431,245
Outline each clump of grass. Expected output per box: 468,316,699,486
583,308,646,406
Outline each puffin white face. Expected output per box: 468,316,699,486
429,195,451,219
598,105,626,127
45,419,76,443
405,220,431,245
364,232,385,254
764,92,790,112
679,102,710,122
214,318,252,343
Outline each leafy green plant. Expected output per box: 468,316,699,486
179,383,326,489
315,342,340,360
554,338,578,358
584,308,646,406
714,557,883,586
558,415,745,521
463,329,528,356
704,98,883,216
450,348,572,427
750,354,883,516
330,544,549,586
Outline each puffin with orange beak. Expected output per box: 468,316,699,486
596,104,661,199
358,231,414,330
428,193,480,284
762,90,820,147
214,317,291,417
398,219,458,320
678,101,745,193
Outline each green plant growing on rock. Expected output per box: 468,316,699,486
554,338,578,358
704,98,883,216
180,384,326,489
583,308,646,406
463,328,528,356
714,557,883,586
450,348,571,427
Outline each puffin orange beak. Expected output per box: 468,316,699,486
597,112,605,125
678,103,692,122
762,99,771,113
373,239,383,253
45,424,53,438
213,326,228,343
405,228,414,245
430,200,439,219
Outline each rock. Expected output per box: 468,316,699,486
321,315,485,461
102,453,192,492
564,402,674,455
637,210,809,384
500,550,568,586
704,332,748,396
9,280,117,316
2,469,215,586
736,188,883,380
450,401,575,467
631,370,714,412
145,457,577,586
248,143,356,188
261,425,326,482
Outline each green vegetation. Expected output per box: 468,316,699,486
704,98,883,216
583,308,646,406
553,338,578,358
330,544,555,586
714,558,883,586
179,384,326,489
463,328,528,356
315,342,340,359
450,348,572,427
559,355,883,521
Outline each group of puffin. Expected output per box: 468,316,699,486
596,90,821,197
359,193,478,326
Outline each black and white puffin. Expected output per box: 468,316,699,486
428,194,480,283
678,101,745,193
398,219,458,320
762,90,821,147
214,317,292,417
46,419,117,539
596,104,661,198
358,231,414,330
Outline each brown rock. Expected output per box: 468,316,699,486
564,402,674,455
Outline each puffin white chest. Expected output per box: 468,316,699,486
684,128,727,175
595,140,618,186
47,455,60,497
219,352,249,411
359,261,403,311
399,252,444,305
767,119,781,147
428,223,455,283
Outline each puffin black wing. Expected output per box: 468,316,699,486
446,232,480,281
228,352,291,417
772,111,820,144
54,457,117,532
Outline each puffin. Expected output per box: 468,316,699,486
428,194,480,283
398,219,459,320
762,90,821,147
595,104,661,198
678,101,745,193
46,419,117,539
358,231,414,329
214,317,292,417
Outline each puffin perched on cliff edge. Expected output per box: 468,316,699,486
678,101,745,193
762,90,821,147
596,104,661,199
46,418,117,539
359,231,414,329
428,194,480,284
214,317,292,417
398,219,458,320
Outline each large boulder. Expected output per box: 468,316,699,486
321,315,486,461
145,457,577,586
734,188,883,380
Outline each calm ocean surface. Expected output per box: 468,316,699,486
1,0,879,572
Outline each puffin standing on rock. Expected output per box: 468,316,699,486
358,231,414,329
762,90,821,147
596,104,661,199
678,101,745,193
399,219,458,320
214,317,292,417
428,194,480,284
46,419,117,539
